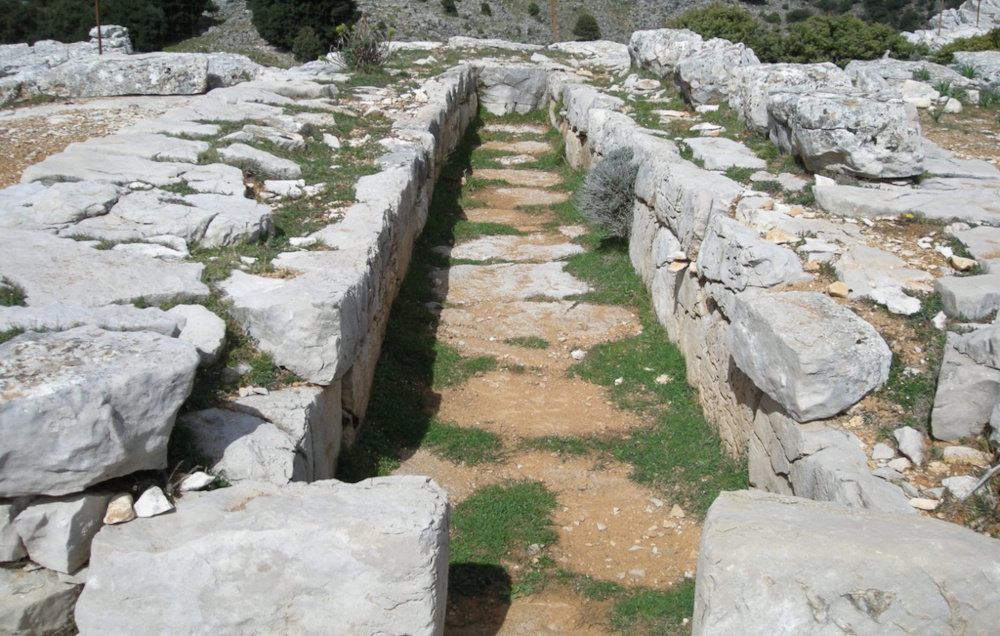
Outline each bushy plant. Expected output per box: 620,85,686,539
332,16,391,72
0,0,211,51
786,8,814,23
931,27,1000,64
249,0,357,54
442,0,458,16
292,26,324,61
668,3,782,61
572,12,601,41
957,62,979,78
577,146,639,238
481,1,492,15
528,2,541,18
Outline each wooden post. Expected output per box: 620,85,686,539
549,0,558,43
938,0,944,36
94,0,102,54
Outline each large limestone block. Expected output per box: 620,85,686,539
729,63,853,134
477,64,550,115
75,477,450,636
1,567,81,635
0,181,122,229
32,52,209,98
697,216,807,296
727,292,891,422
674,40,760,105
931,333,1000,442
232,384,343,482
0,328,200,497
13,493,109,573
217,143,302,180
767,91,923,179
935,273,1000,319
0,230,208,308
627,29,706,76
649,161,742,258
693,490,1000,636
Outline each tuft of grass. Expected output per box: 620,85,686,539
503,336,550,349
563,237,646,307
450,480,559,566
912,66,932,81
0,327,26,345
724,166,755,182
432,342,499,389
0,277,27,307
424,420,505,465
609,580,696,636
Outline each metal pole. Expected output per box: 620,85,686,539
94,0,103,54
550,0,558,43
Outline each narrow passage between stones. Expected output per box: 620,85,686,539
340,111,745,636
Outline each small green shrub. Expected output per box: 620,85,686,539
932,27,1000,64
912,66,931,81
528,1,540,18
980,88,1000,109
442,0,458,16
763,11,782,24
957,62,979,79
292,26,324,62
786,7,814,22
572,12,601,41
333,16,392,73
249,0,356,55
0,276,26,307
577,146,639,238
480,1,491,15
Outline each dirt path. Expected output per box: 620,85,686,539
393,123,700,634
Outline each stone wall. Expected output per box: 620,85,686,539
548,70,914,516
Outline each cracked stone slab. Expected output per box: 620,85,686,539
0,230,208,308
693,490,1000,636
438,235,584,262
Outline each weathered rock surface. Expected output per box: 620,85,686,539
935,273,1000,319
729,62,853,134
727,292,891,422
767,91,923,179
75,477,449,636
1,498,31,561
216,143,302,180
0,230,208,308
0,328,200,497
31,53,209,99
674,40,760,105
0,181,122,230
14,493,109,573
476,64,550,115
683,137,766,170
0,303,179,337
628,29,710,77
894,426,925,466
953,315,1000,369
166,304,227,366
814,181,1000,226
693,490,1000,636
182,408,303,486
834,246,934,300
0,566,82,635
931,333,1000,442
949,225,1000,273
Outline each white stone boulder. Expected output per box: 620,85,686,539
767,91,923,179
13,493,109,573
31,52,209,99
166,304,227,366
0,328,200,497
727,292,892,422
693,490,1000,636
75,477,449,636
674,40,760,106
729,63,853,134
628,29,708,77
0,230,208,308
931,333,1000,442
1,566,81,635
476,64,550,115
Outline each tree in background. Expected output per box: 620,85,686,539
572,12,601,41
0,0,210,51
248,0,357,55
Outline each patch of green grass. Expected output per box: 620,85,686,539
609,580,696,636
432,342,499,389
424,420,504,465
450,480,559,565
503,336,550,349
0,327,25,344
454,221,524,241
564,237,646,306
724,166,755,182
520,435,593,457
0,277,27,307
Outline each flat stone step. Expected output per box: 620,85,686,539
480,140,552,155
481,123,549,135
432,262,588,303
475,186,569,208
473,168,563,187
437,234,583,262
